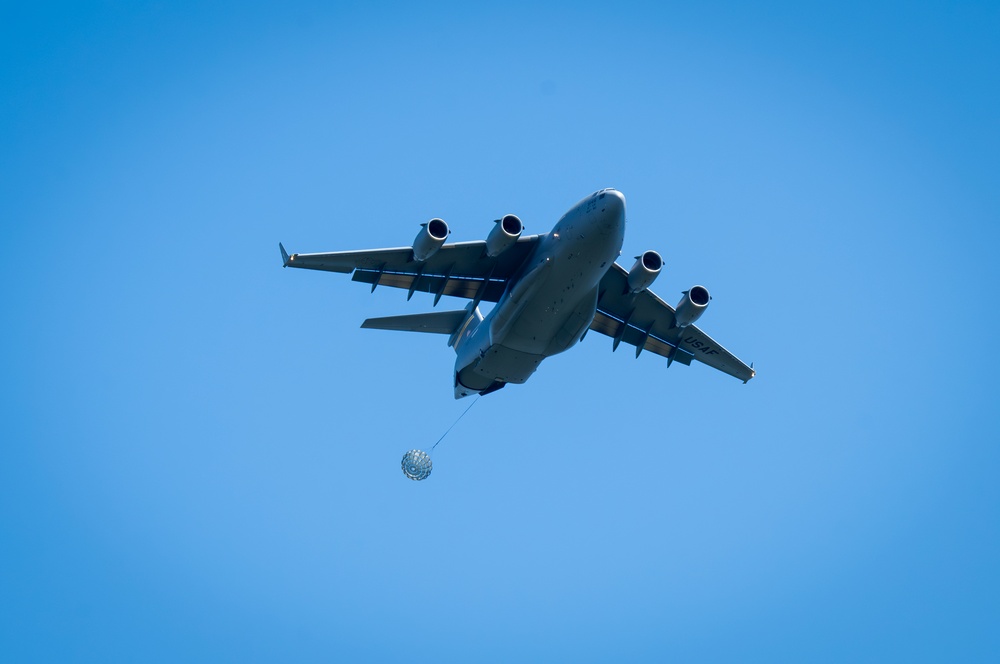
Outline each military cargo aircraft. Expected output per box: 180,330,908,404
280,189,754,398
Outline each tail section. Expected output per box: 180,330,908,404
361,310,470,335
362,303,489,399
361,301,483,350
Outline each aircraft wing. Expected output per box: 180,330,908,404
279,236,542,304
591,263,755,383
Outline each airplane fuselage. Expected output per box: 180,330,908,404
453,189,626,397
280,187,754,396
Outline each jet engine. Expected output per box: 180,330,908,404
674,285,711,328
626,250,663,293
485,214,523,257
412,218,450,261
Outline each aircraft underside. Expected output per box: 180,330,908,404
279,188,755,400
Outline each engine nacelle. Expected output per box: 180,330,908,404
674,285,711,328
626,250,663,293
412,218,449,262
485,214,523,257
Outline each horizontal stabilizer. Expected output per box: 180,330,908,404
361,310,469,335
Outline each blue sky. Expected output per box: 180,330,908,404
2,2,998,661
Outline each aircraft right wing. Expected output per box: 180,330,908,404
590,263,755,383
279,235,542,305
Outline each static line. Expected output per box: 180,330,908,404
431,396,481,451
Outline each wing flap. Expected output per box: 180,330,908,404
592,263,754,381
590,311,695,365
280,235,541,302
351,270,507,303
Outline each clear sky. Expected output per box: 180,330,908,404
2,2,998,662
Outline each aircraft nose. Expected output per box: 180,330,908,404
601,189,626,219
584,189,625,246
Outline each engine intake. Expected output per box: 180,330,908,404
412,218,449,261
485,214,523,257
674,285,711,328
626,250,663,293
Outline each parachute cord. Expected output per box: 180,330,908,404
431,396,481,452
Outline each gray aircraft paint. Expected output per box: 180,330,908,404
452,190,625,397
279,189,755,398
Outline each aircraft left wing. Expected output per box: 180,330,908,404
279,236,541,305
590,263,755,383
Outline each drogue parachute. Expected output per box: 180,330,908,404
401,449,432,481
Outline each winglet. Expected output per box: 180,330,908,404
279,242,291,267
